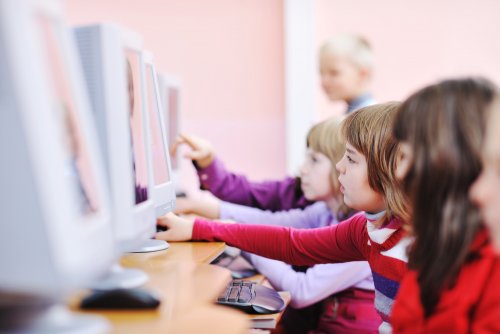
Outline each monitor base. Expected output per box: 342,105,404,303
128,239,169,253
91,263,148,290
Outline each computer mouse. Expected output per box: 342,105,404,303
231,268,258,279
250,285,285,314
80,288,161,310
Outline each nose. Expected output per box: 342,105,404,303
469,174,487,207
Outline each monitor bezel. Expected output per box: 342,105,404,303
142,51,176,217
0,0,115,296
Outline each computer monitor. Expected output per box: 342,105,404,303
74,24,167,290
142,51,176,217
157,74,183,194
0,0,113,331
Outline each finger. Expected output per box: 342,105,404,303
154,230,170,240
157,212,175,227
170,135,187,155
178,133,199,149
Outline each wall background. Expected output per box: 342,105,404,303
65,0,500,194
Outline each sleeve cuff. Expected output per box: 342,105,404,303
196,157,224,190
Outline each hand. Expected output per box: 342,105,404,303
174,197,221,219
171,133,215,168
155,212,195,241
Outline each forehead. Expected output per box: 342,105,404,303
345,142,362,155
319,52,356,69
484,109,500,160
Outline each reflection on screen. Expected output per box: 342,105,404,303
39,16,100,216
126,50,149,204
145,65,170,186
167,87,179,170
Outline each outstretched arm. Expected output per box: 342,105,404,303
219,201,331,229
242,252,373,308
171,133,311,211
155,213,367,266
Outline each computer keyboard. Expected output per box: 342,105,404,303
216,280,285,314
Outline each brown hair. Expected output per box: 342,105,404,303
393,77,496,317
340,102,409,225
306,117,352,219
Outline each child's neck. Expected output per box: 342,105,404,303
325,197,341,215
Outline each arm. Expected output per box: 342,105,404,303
191,214,367,266
219,201,330,229
171,133,310,211
197,158,310,211
242,252,373,308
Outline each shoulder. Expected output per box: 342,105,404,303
340,212,367,229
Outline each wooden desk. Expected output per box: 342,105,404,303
72,242,249,334
123,241,226,267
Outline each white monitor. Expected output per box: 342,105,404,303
0,0,113,331
74,24,167,257
142,51,176,217
157,74,183,194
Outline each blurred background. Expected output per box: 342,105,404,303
66,0,500,194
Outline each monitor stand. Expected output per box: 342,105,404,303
91,262,148,290
128,239,169,253
0,295,109,334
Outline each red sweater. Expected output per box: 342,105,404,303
391,228,500,333
194,212,409,328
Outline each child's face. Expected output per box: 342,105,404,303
319,52,366,102
300,149,334,201
336,142,385,213
470,109,500,252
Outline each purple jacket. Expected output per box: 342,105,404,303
195,158,313,211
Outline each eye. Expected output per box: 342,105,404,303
347,155,355,163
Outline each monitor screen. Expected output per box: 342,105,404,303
39,16,100,217
167,85,179,170
126,49,149,205
145,63,170,186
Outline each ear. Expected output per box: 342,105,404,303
396,143,413,181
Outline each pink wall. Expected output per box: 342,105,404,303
65,0,285,194
315,0,500,120
65,0,500,194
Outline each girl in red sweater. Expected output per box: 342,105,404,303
157,102,411,333
391,78,500,333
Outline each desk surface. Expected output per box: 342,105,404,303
122,241,226,267
73,242,249,334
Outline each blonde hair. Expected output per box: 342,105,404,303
319,33,373,70
340,102,410,225
306,117,352,219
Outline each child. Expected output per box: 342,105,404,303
171,34,375,213
172,132,312,211
470,96,500,253
390,78,500,333
319,33,375,114
158,102,410,333
177,118,380,333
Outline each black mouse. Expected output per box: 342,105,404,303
80,288,161,310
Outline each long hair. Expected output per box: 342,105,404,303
341,102,410,225
306,117,352,219
393,77,496,317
